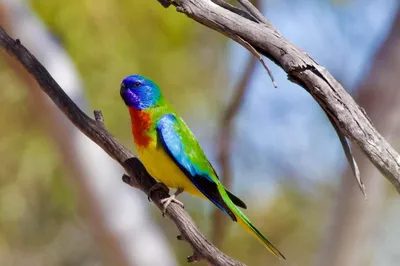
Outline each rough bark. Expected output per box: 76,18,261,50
315,8,400,266
157,0,400,193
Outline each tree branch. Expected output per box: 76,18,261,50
160,0,400,193
211,0,257,23
315,10,400,265
0,27,245,266
236,0,275,29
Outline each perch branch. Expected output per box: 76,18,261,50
157,0,400,193
0,27,245,266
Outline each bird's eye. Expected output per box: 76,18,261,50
134,81,141,87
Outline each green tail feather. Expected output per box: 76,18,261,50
216,184,285,259
236,209,286,260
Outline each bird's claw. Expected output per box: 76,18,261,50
148,182,169,201
160,194,184,217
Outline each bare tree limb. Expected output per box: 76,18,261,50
315,9,400,266
0,27,246,266
289,76,364,195
211,0,257,23
217,0,361,193
236,0,275,29
158,0,400,193
235,0,361,195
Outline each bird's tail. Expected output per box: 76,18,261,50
217,185,285,260
235,208,286,260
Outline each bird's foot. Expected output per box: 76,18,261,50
160,195,184,216
160,188,184,216
148,182,169,202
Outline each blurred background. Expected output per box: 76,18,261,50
1,0,400,265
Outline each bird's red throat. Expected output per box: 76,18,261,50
128,107,151,148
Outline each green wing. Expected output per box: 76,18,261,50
156,114,246,220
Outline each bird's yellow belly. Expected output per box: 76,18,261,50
137,144,203,197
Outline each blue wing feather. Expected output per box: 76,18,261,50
156,114,205,177
157,114,237,220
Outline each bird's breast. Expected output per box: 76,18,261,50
138,144,203,197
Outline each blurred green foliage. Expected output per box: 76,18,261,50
0,61,91,265
0,1,331,265
30,0,228,140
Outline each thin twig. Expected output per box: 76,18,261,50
288,75,364,195
0,27,246,266
230,34,277,88
326,114,365,197
94,110,106,127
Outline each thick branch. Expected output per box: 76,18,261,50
211,0,257,23
236,0,275,29
164,0,400,193
0,27,245,266
315,10,400,266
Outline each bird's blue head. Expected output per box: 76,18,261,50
120,74,163,110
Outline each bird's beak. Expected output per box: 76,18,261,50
120,83,126,99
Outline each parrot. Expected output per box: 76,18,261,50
120,74,285,260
